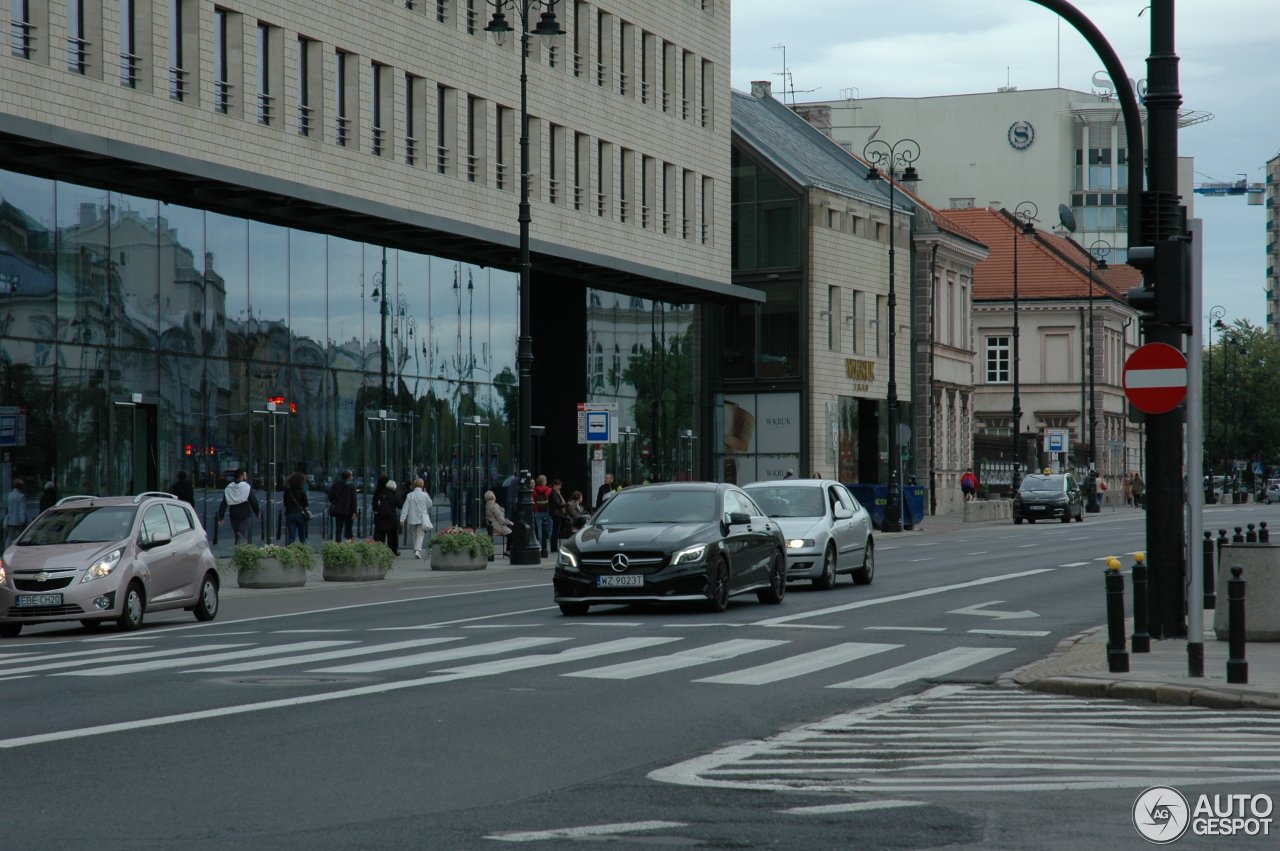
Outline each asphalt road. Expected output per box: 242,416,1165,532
4,502,1279,850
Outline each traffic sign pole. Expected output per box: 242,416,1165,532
1186,218,1205,676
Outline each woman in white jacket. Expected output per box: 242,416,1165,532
399,478,434,558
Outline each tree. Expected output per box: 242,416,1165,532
618,326,696,481
1204,319,1280,480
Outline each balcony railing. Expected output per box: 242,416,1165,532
701,105,709,128
495,161,508,190
10,21,35,59
681,216,690,239
298,104,313,136
662,210,670,235
335,115,350,147
371,126,385,156
701,221,710,244
619,71,629,96
436,145,450,174
596,62,606,87
169,67,188,101
465,153,478,182
67,36,89,75
405,135,418,166
681,98,690,120
572,52,582,77
119,52,141,88
548,178,559,205
640,205,650,229
619,198,629,224
257,93,274,126
640,80,650,105
596,192,606,217
214,81,232,114
436,0,447,23
661,90,670,113
573,185,583,212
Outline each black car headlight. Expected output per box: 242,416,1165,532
671,544,708,565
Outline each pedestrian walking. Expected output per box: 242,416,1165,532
216,470,261,545
564,490,586,536
533,474,553,555
38,480,59,513
1131,473,1145,509
400,478,434,559
327,470,357,541
171,471,195,507
282,471,310,545
485,490,512,555
1123,473,1133,506
372,478,401,555
548,479,568,546
960,469,979,502
782,469,795,480
5,478,29,545
595,473,620,511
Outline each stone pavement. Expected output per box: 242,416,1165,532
1003,623,1280,710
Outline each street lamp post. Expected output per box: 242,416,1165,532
484,0,564,565
1206,306,1225,501
1010,202,1038,493
1085,239,1110,512
862,137,920,533
369,247,390,410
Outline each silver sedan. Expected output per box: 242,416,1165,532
743,479,874,589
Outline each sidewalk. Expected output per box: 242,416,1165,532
1003,623,1280,710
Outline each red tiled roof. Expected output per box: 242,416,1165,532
941,207,1140,302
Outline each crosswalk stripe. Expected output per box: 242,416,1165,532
57,641,355,676
827,647,1014,689
695,642,901,686
0,645,151,667
312,637,569,674
782,800,924,815
563,639,787,680
438,637,684,677
191,637,466,673
0,645,246,676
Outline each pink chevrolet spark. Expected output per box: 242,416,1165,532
0,493,220,638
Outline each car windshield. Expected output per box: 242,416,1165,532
593,490,717,525
1019,476,1065,495
16,506,138,545
745,486,826,518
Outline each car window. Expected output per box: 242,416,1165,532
15,506,138,545
835,486,858,513
736,491,766,517
742,486,825,518
141,505,172,544
593,489,718,525
165,504,194,535
722,491,743,519
1019,475,1066,494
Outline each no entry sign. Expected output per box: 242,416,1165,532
1123,343,1188,414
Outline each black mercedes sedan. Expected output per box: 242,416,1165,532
553,482,787,616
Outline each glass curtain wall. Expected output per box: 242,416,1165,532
0,169,517,539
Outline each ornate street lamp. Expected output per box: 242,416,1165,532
863,137,920,533
1084,239,1110,512
1010,202,1037,493
485,0,564,564
1205,305,1225,501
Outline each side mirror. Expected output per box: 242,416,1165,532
142,532,172,549
833,505,853,520
727,512,751,527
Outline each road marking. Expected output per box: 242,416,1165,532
0,675,35,681
0,645,246,676
828,647,1014,689
0,646,151,665
864,627,945,633
1068,536,1090,541
1018,544,1038,548
565,639,787,680
463,624,546,629
696,642,899,685
877,546,900,550
783,800,925,815
484,821,688,842
1059,562,1091,567
947,601,1038,620
763,624,843,630
967,552,989,555
193,637,466,673
752,569,1053,627
967,629,1051,637
0,638,680,750
313,637,570,674
273,629,352,634
910,558,934,562
664,623,748,628
58,641,354,676
372,605,561,631
565,622,645,627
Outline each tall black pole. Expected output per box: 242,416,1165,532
1087,261,1095,467
1206,306,1224,500
379,246,389,410
1012,219,1022,490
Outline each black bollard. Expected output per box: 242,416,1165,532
1227,566,1248,685
1217,528,1229,559
1246,523,1258,543
1105,558,1129,673
1261,522,1271,544
1233,526,1245,544
1130,552,1150,653
1203,530,1216,610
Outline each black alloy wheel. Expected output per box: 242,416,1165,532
705,558,730,613
813,544,837,590
1076,505,1085,522
117,581,145,632
558,601,590,616
1060,511,1071,524
757,550,787,604
852,540,875,585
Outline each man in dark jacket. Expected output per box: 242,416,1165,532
327,470,357,541
595,473,620,512
216,470,261,545
171,471,195,507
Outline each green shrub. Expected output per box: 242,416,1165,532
320,539,396,571
428,526,494,558
231,542,316,573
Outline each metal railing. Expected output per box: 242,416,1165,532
640,205,650,229
257,93,274,125
596,62,605,87
215,81,232,114
681,98,690,120
701,221,710,244
436,0,447,23
405,135,418,166
168,67,188,101
640,80,650,105
495,161,508,190
548,178,560,204
619,198,629,224
436,145,449,174
572,52,582,77
701,105,709,128
465,1,476,34
573,185,583,211
619,71,629,96
596,192,606,217
119,52,141,88
371,126,385,156
298,104,313,136
335,115,350,147
465,153,478,182
661,210,670,235
681,216,690,239
10,21,35,59
661,90,670,112
67,36,89,75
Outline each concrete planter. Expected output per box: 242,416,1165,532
237,557,307,589
1214,543,1280,641
322,559,389,582
430,545,488,571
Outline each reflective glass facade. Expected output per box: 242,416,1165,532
0,169,520,530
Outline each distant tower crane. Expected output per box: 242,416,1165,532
1194,173,1265,205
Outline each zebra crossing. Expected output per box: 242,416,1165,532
0,632,1021,692
649,684,1280,793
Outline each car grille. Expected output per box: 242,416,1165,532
579,551,668,575
7,604,85,617
14,577,76,592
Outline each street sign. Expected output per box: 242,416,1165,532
1122,343,1188,414
576,402,618,444
1253,461,1264,476
1044,429,1068,453
585,411,610,442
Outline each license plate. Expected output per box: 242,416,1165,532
596,575,644,588
15,594,64,607
1030,505,1046,511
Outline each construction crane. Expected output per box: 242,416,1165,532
1194,173,1265,205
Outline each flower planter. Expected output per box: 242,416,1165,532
429,545,489,571
237,557,308,589
322,559,389,582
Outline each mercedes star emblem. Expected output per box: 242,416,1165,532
611,553,630,572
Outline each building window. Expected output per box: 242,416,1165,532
371,62,385,156
11,0,36,59
213,9,230,113
335,50,349,146
618,21,632,96
436,84,454,174
256,24,271,124
661,40,674,113
827,286,839,351
495,106,512,190
848,291,859,353
548,123,562,204
701,176,712,245
730,146,800,269
572,0,585,77
986,336,1011,383
67,0,86,74
405,73,422,164
701,59,713,128
119,0,138,86
168,0,189,100
297,36,314,136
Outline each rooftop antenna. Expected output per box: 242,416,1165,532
772,44,817,107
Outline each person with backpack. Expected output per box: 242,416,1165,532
960,469,979,502
548,479,568,546
216,470,261,545
532,475,553,555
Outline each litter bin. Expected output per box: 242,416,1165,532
902,485,925,528
844,484,886,528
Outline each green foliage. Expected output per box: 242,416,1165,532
320,539,396,571
231,542,316,573
1204,320,1280,468
428,526,495,558
615,325,696,480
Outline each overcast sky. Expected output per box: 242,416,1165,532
731,0,1280,329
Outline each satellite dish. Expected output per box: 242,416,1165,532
1058,203,1077,233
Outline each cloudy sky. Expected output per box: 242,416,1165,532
731,0,1280,329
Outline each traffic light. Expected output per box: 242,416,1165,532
1125,239,1189,328
185,444,192,455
